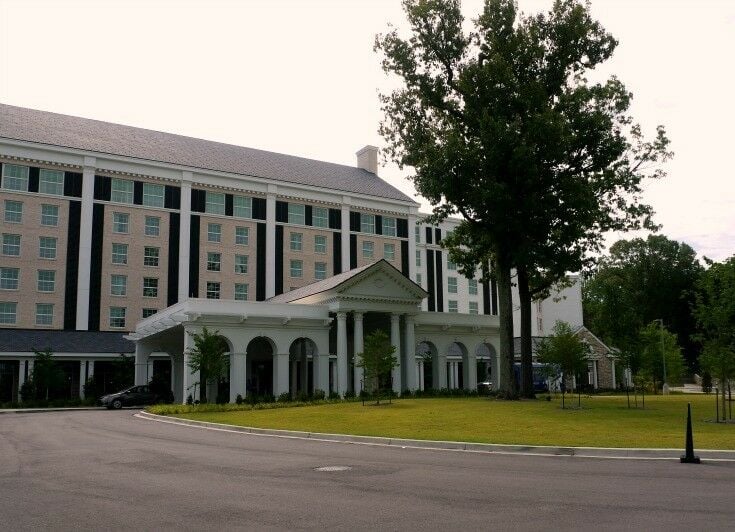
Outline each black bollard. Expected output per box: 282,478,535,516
680,402,701,464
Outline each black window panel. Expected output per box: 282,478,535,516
28,167,39,192
256,223,267,300
64,201,81,329
94,175,111,201
305,205,313,226
225,194,234,216
252,197,267,220
333,232,342,274
425,226,433,244
0,163,2,187
482,283,491,316
435,228,442,244
189,215,200,297
350,211,360,232
375,215,383,236
396,218,408,238
276,201,289,223
191,189,206,212
350,234,357,269
164,185,181,209
426,249,435,312
64,172,83,197
401,240,409,277
167,213,180,306
435,250,444,312
275,225,284,295
133,181,143,205
491,278,498,315
88,204,105,330
328,208,341,229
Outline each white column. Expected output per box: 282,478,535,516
314,353,330,395
274,353,290,396
418,360,424,391
435,353,447,390
17,360,26,402
182,331,198,402
353,311,364,393
290,360,298,397
453,362,460,390
407,212,417,281
330,360,337,394
465,352,477,390
337,312,349,396
611,359,616,389
229,353,247,402
78,361,86,398
178,174,192,301
88,360,94,380
134,343,151,385
403,315,417,390
265,185,277,298
341,197,350,272
75,156,96,329
390,313,402,393
171,355,183,403
593,359,599,390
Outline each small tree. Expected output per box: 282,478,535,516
31,349,65,401
638,321,685,392
357,330,398,405
537,322,589,409
186,327,229,403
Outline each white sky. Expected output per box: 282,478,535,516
1,0,733,261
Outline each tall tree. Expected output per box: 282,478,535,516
357,330,399,405
377,0,670,398
638,321,685,391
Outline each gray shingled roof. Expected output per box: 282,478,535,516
0,330,134,353
0,104,414,202
267,263,374,303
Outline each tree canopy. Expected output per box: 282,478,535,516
357,330,398,403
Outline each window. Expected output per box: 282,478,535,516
288,203,305,225
111,243,128,265
37,270,55,292
447,277,458,294
312,207,328,228
109,307,126,328
0,268,19,290
0,302,18,324
41,204,59,226
39,169,64,195
416,273,422,286
142,308,157,318
360,213,375,234
39,237,57,259
234,283,249,301
314,235,327,254
2,234,20,256
205,192,225,214
206,282,221,299
233,196,252,218
314,262,326,280
447,259,457,271
448,300,458,313
382,217,396,237
290,259,303,278
469,301,479,315
207,252,221,272
384,243,395,261
111,274,127,296
145,216,160,236
4,200,22,223
2,164,29,191
290,232,303,251
234,254,249,274
416,250,421,267
36,303,53,325
142,183,164,207
207,223,221,243
235,226,249,245
110,178,133,203
144,247,159,267
362,241,374,258
112,212,129,234
143,278,158,297
415,225,421,244
468,279,478,295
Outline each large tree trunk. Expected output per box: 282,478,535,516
496,253,518,399
517,267,535,399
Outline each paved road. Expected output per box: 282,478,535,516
0,411,733,531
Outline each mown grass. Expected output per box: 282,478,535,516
152,394,735,449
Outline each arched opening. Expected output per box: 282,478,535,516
416,341,437,390
476,343,497,390
246,337,275,397
447,342,468,389
289,338,318,398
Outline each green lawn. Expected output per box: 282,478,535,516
169,394,734,449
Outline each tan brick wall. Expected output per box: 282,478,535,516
0,190,69,329
355,233,402,269
283,226,336,290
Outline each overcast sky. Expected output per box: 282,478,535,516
1,0,733,261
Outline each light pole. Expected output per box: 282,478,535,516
655,319,669,395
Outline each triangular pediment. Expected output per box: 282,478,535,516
338,261,426,302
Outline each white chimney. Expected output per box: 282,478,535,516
356,145,379,176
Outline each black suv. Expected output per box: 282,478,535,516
100,385,173,409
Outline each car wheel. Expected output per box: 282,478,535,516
112,399,123,410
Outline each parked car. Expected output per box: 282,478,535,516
100,385,173,409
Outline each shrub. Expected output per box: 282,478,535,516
235,394,243,405
277,392,291,403
328,391,340,400
312,389,326,400
186,394,193,405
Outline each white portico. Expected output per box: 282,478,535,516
127,261,500,403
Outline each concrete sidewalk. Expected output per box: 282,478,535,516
136,411,735,462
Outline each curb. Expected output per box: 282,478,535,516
134,411,735,462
